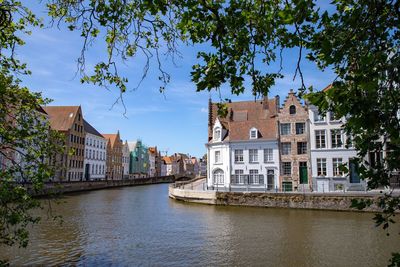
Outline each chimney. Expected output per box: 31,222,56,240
275,95,280,113
263,95,269,110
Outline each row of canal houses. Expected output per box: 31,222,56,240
206,88,380,192
15,105,203,182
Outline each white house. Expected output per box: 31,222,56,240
206,97,280,191
308,103,366,192
83,119,106,180
122,140,130,179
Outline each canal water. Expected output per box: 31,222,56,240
1,184,400,266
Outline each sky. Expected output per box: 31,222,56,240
17,1,336,158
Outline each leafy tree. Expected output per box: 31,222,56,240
0,0,399,265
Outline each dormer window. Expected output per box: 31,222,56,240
250,128,258,139
214,127,221,141
289,105,296,115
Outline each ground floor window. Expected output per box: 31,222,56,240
213,169,224,184
233,169,244,184
282,181,292,192
249,169,262,184
349,159,360,183
282,162,291,176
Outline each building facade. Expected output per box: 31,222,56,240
278,90,312,192
43,106,85,181
83,120,106,181
206,97,280,190
103,132,123,180
309,105,366,192
122,141,130,179
148,147,157,177
128,140,149,178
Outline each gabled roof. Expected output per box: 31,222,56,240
163,156,172,164
148,147,157,154
42,106,81,132
102,133,120,147
208,97,278,142
83,119,103,138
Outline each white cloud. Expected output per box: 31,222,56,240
200,107,207,113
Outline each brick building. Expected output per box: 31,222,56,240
103,131,123,180
43,106,85,181
278,90,312,191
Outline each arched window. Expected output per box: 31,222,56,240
249,127,258,139
289,105,296,115
213,169,224,185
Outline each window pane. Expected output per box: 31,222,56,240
280,123,291,135
296,122,305,134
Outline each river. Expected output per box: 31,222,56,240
1,184,400,266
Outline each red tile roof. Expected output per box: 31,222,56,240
208,98,278,142
102,133,120,147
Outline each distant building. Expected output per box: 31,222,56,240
191,157,199,176
83,119,106,180
278,90,311,192
148,147,157,177
122,141,130,179
162,156,173,176
43,106,85,181
103,132,123,180
199,157,207,177
206,97,280,190
128,140,149,178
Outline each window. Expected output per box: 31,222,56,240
346,134,353,148
282,162,291,175
314,111,325,122
317,158,327,176
267,170,275,190
282,181,293,192
249,169,259,184
331,129,343,148
214,128,221,141
233,169,244,184
234,149,243,163
297,142,307,154
281,143,291,155
296,122,305,135
333,158,343,176
250,129,258,139
213,169,224,184
280,123,291,135
249,149,258,163
315,130,326,148
264,148,273,162
215,151,221,163
289,105,296,114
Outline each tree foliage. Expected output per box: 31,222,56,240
0,0,399,265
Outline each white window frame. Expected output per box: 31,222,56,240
214,150,221,164
249,128,258,139
234,149,244,163
213,169,224,185
214,127,221,141
333,158,343,176
331,129,343,148
317,158,327,176
281,142,291,155
249,149,258,163
315,130,326,149
282,162,291,176
264,148,273,162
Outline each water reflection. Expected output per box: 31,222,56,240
1,184,399,266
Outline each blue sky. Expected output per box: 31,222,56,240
18,2,335,158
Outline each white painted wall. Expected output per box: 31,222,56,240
308,105,365,192
84,133,106,180
207,140,280,189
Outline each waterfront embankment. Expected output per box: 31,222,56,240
169,178,397,212
30,175,176,196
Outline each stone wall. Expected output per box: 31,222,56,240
31,176,175,196
216,192,383,212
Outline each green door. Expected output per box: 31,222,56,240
299,162,308,184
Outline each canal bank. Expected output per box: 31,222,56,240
169,179,396,212
31,175,176,196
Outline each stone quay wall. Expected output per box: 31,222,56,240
215,192,384,212
31,176,176,196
